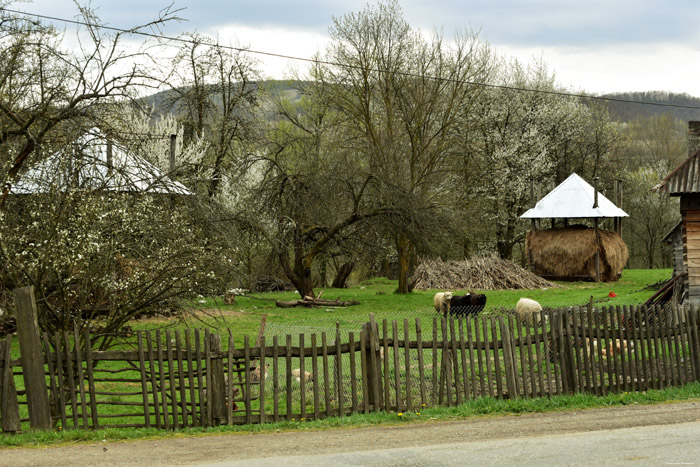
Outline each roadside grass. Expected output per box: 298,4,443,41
2,380,699,448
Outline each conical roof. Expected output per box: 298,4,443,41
11,128,191,195
520,173,628,219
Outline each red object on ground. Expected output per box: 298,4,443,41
609,291,617,298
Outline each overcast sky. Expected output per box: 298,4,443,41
15,0,700,97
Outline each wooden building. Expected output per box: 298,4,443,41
654,121,700,302
662,222,684,278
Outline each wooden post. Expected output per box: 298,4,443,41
1,335,20,433
208,333,227,425
13,286,52,430
593,177,600,282
169,134,177,174
364,314,382,411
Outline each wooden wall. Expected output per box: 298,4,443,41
681,196,700,300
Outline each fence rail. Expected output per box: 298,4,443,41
1,288,700,433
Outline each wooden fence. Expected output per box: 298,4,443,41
2,287,700,432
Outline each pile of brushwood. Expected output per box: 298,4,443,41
411,254,557,290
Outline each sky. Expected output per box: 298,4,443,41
12,0,700,97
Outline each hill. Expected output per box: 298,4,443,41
601,91,700,122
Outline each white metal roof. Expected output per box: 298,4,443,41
520,173,628,219
11,129,191,195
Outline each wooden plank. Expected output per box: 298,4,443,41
688,306,700,382
540,310,552,397
54,332,67,428
359,329,369,414
403,320,411,412
259,335,267,424
670,305,682,386
432,317,438,406
145,331,161,429
246,335,253,424
299,334,306,421
614,307,628,391
64,332,79,428
322,332,331,417
204,329,213,427
310,334,319,419
156,331,171,430
516,314,530,397
500,316,517,399
593,310,606,396
481,317,493,399
369,316,381,411
273,335,280,422
416,318,426,407
73,325,89,429
569,308,583,392
185,331,198,427
42,333,60,427
1,334,20,433
226,331,233,426
459,319,469,401
563,311,578,394
83,329,98,429
653,307,667,390
392,320,401,412
166,331,178,429
507,315,521,397
439,317,450,405
336,327,344,416
489,317,502,400
350,331,358,413
633,307,647,391
553,312,568,395
194,330,205,427
645,308,657,390
451,318,463,404
13,286,52,429
532,312,545,398
602,307,615,394
550,311,561,396
474,316,486,397
524,317,536,398
136,332,151,429
383,320,390,411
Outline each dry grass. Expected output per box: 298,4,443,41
411,254,557,290
526,225,629,282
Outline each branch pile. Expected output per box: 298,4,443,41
411,255,557,290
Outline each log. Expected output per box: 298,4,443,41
275,299,359,308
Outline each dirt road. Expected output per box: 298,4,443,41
2,401,700,466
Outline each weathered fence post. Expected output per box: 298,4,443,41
364,314,383,411
499,317,518,399
208,333,227,425
1,334,21,433
561,310,577,394
14,286,52,430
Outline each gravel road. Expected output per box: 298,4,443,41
2,401,700,466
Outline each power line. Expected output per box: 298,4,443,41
4,6,700,112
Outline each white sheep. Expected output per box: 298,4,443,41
433,291,453,314
515,298,546,327
291,368,314,383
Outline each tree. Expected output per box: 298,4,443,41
164,34,261,200
0,2,179,209
319,0,492,292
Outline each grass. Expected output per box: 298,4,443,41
2,380,699,448
0,268,676,446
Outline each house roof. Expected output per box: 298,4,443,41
653,148,700,194
11,128,191,195
520,173,628,219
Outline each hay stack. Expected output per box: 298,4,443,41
526,225,628,282
411,254,556,290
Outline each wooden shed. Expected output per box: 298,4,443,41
521,173,629,282
654,121,700,302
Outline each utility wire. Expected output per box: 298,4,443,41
4,6,700,111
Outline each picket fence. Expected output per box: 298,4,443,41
2,287,700,432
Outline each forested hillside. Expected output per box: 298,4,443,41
603,91,700,122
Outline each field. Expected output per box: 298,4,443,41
0,268,682,444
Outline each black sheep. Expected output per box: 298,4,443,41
449,293,487,317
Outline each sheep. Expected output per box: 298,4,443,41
433,291,453,314
251,363,269,383
601,339,634,359
515,298,546,327
291,368,314,383
450,293,487,317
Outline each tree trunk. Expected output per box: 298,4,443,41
331,261,355,288
395,233,410,294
